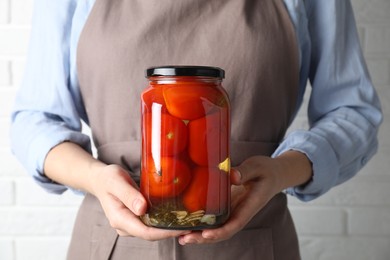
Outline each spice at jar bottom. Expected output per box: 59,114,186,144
140,66,231,229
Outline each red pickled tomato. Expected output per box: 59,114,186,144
188,111,228,166
182,167,228,214
141,85,167,113
163,84,224,120
144,113,188,156
141,157,191,198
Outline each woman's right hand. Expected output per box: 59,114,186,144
90,163,191,240
44,142,188,240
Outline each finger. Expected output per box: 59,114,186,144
233,161,255,184
103,194,191,240
116,229,128,236
234,156,271,183
230,184,248,209
107,167,147,216
180,187,268,245
115,183,147,216
110,205,191,240
230,168,242,185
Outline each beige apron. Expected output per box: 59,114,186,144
68,0,300,259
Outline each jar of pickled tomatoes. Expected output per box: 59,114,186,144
140,66,230,229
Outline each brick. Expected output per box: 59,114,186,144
376,84,390,110
0,149,25,177
377,119,390,148
0,28,30,56
365,26,390,54
366,59,390,85
289,207,346,235
299,236,390,260
290,178,390,207
360,147,390,179
10,0,34,25
0,0,9,24
0,59,11,86
0,88,17,117
0,239,14,260
352,0,390,23
287,115,309,133
356,26,366,50
348,208,390,235
0,208,78,235
16,178,84,206
375,85,390,116
16,237,69,260
0,118,11,147
0,180,14,205
10,59,26,87
287,88,310,132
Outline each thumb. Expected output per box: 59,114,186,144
130,195,147,216
231,156,267,185
230,168,242,185
120,181,147,216
126,177,148,216
117,185,147,216
106,166,148,216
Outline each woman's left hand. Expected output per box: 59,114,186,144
178,151,312,245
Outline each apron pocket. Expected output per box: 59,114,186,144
179,228,274,260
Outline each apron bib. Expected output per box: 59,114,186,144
68,0,300,259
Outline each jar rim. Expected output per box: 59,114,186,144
145,66,225,79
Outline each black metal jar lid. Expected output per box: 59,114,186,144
146,66,225,78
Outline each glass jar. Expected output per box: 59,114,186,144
140,66,230,229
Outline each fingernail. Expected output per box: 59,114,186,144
178,237,186,245
236,169,242,180
232,169,242,184
203,232,216,239
185,238,197,244
133,199,142,214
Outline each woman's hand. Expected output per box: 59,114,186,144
90,164,191,240
44,142,189,241
178,150,312,245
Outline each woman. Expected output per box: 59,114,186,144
11,0,382,259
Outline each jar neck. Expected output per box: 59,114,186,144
147,76,222,85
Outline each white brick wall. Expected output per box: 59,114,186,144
0,1,389,259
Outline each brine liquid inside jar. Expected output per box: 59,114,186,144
140,66,231,229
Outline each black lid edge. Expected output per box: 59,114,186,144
146,65,225,78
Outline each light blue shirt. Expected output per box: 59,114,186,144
10,0,382,201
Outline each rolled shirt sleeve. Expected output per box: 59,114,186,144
275,0,383,201
10,0,91,194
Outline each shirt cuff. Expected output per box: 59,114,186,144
32,129,91,194
273,129,339,201
11,117,91,194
